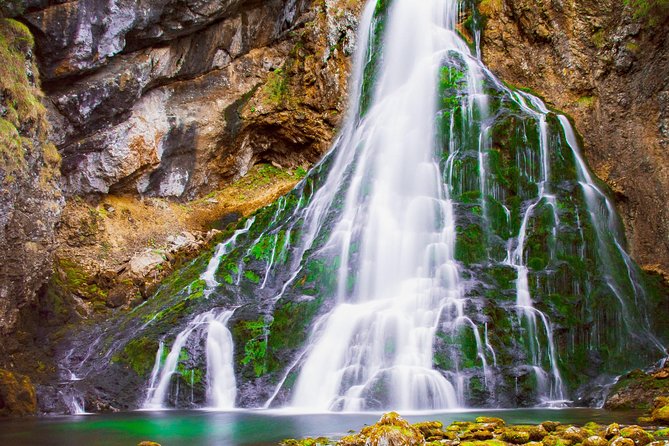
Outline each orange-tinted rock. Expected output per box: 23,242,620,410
0,369,37,417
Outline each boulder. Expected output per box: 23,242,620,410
128,250,166,278
611,438,637,446
0,369,37,417
607,424,622,440
621,426,655,446
583,435,609,446
343,412,424,446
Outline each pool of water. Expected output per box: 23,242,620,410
0,408,645,446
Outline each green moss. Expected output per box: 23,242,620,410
52,258,108,302
263,68,288,105
625,0,669,25
0,18,52,178
577,96,596,107
234,317,269,377
176,362,203,386
455,224,487,264
266,297,324,372
251,234,277,262
360,0,392,115
440,66,465,111
111,337,159,377
654,428,669,437
243,270,261,284
591,29,607,48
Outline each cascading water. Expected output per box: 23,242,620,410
142,222,253,409
291,0,469,411
143,309,238,409
61,0,667,413
206,310,237,409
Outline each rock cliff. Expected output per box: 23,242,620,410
23,0,359,198
0,18,62,340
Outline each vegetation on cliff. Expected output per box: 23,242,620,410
625,0,669,25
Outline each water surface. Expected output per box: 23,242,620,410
0,409,644,446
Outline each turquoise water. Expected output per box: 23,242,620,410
0,409,644,445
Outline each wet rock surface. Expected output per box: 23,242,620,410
606,366,669,411
479,0,669,285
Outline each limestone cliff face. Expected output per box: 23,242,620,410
15,0,362,318
479,0,669,281
23,0,361,198
0,18,63,339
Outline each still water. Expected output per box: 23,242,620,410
0,409,644,446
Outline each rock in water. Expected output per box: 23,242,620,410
652,397,669,423
339,412,424,446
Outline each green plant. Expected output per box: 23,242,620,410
625,0,669,25
264,68,288,105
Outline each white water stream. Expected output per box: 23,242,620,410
291,0,483,411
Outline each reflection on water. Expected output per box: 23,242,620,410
0,409,644,446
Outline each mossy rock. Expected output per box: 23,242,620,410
476,417,506,427
652,405,669,424
499,428,531,444
0,369,37,417
511,425,548,441
542,435,573,446
620,426,655,446
280,437,334,446
559,426,588,444
413,421,446,439
460,440,508,446
583,436,609,446
354,412,424,446
111,337,159,377
448,421,475,432
606,424,622,439
611,438,636,446
541,422,561,433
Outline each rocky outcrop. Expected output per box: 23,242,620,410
22,0,361,198
40,163,301,325
605,366,669,410
478,0,669,282
0,369,37,416
0,19,63,337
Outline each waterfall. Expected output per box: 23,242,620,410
201,218,255,291
206,310,237,409
97,0,666,413
143,309,238,410
144,312,212,409
290,0,468,411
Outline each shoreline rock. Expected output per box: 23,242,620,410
280,412,669,446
